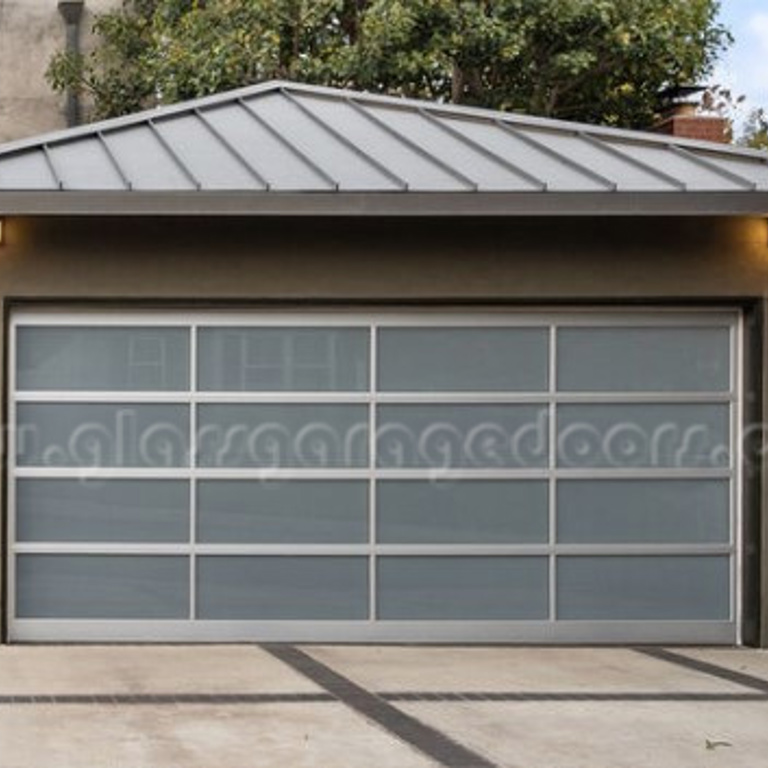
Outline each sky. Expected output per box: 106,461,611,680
713,1,768,128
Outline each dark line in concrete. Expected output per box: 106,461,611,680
262,644,500,768
0,687,766,707
637,648,768,695
0,687,764,707
0,692,334,705
381,691,768,702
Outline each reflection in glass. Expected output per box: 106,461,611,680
16,555,189,618
197,480,368,543
17,326,190,391
198,327,369,391
378,327,549,392
16,403,190,467
17,479,190,542
557,326,730,392
377,556,549,619
197,556,369,619
196,404,368,468
557,556,730,620
377,404,548,468
557,479,730,544
377,480,548,543
557,404,729,468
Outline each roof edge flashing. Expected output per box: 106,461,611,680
1,190,767,217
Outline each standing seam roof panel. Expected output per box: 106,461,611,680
608,141,754,191
282,90,408,190
442,118,607,192
201,103,326,190
153,116,264,191
520,130,683,192
697,154,768,191
366,105,541,191
289,94,465,191
249,93,401,191
47,137,127,190
0,150,58,190
103,126,197,190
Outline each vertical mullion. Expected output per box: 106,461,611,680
731,315,743,639
548,325,558,623
189,324,198,621
7,318,18,629
368,325,378,622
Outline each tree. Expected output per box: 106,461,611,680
699,86,768,150
740,108,768,151
48,0,730,129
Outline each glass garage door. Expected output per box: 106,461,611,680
8,310,741,643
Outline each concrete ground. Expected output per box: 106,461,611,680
0,645,765,768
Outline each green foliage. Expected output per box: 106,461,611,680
700,86,768,149
740,108,768,151
47,0,730,128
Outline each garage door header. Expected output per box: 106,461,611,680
1,80,768,216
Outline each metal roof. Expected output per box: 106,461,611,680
1,79,768,216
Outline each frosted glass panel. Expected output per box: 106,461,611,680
377,557,549,619
377,480,548,543
16,555,189,619
198,327,368,391
197,404,368,467
197,480,368,543
17,479,189,543
377,404,548,468
557,404,729,468
197,556,368,619
557,327,730,392
557,556,730,620
16,403,190,467
378,327,548,391
557,479,730,544
17,326,189,391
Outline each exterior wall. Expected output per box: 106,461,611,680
2,216,766,299
0,0,119,142
0,214,767,643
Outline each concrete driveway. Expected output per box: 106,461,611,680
0,645,766,768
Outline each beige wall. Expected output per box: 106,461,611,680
0,0,119,142
1,216,767,299
0,213,766,644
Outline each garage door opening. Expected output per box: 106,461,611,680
7,309,742,643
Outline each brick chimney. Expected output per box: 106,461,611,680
652,85,729,144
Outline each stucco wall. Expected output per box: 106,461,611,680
0,0,119,142
0,214,766,644
2,216,767,299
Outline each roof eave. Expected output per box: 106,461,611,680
1,191,768,217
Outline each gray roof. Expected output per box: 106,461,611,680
1,80,768,216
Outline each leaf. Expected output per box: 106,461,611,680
705,739,733,750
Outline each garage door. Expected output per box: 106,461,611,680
8,310,741,643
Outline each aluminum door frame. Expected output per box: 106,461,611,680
7,307,743,643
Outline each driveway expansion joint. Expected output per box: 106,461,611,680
0,692,335,705
0,690,766,706
261,643,502,768
636,648,768,694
